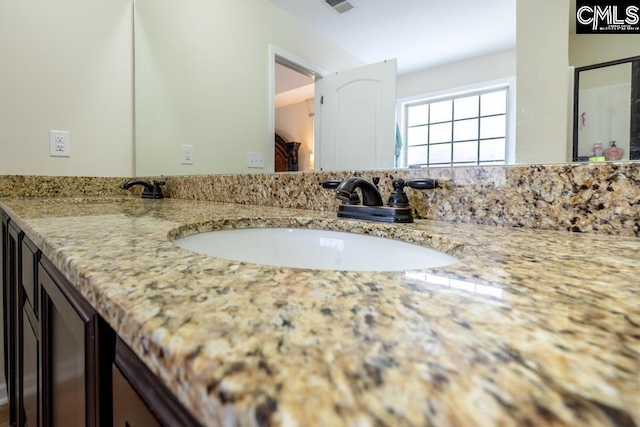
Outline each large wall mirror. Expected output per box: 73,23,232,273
573,56,640,162
133,0,640,176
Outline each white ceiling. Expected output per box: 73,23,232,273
274,63,314,107
268,0,516,76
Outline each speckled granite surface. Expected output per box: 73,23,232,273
2,162,639,236
1,197,638,427
0,175,134,197
162,162,640,237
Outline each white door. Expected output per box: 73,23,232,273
315,59,397,171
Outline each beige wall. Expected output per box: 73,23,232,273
134,0,364,176
570,33,640,68
397,49,516,99
0,0,134,177
516,0,570,164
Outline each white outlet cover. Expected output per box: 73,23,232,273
181,144,194,165
49,130,70,157
247,151,264,168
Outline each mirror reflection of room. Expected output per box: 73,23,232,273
274,62,315,172
134,0,640,176
573,57,640,162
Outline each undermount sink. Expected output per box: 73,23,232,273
173,228,458,271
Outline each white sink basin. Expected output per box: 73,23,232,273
173,228,458,271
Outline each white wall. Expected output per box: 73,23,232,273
516,0,570,164
275,101,315,171
0,0,134,177
134,0,364,176
397,49,516,99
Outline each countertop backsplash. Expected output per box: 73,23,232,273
2,162,638,236
163,162,640,237
0,174,133,198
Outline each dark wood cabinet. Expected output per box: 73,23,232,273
39,257,116,427
19,236,41,427
21,238,39,317
40,261,89,426
22,307,39,427
112,363,161,427
1,212,12,424
1,210,198,427
113,337,199,427
6,220,22,426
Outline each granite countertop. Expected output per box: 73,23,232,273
1,197,638,427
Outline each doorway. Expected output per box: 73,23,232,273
269,46,325,172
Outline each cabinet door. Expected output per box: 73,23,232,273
112,365,160,427
21,237,40,316
40,261,93,427
20,236,42,427
7,221,22,425
1,212,8,405
1,211,6,379
22,307,40,427
113,338,200,427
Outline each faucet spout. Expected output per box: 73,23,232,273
123,180,165,199
335,177,383,206
122,180,153,192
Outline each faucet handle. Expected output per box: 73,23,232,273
151,181,166,199
407,178,437,190
387,178,437,207
387,179,410,207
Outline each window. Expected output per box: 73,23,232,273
404,88,509,167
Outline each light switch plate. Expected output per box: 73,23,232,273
181,144,194,165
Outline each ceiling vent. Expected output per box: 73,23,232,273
325,0,354,14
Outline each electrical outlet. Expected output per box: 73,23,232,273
49,130,70,157
181,144,194,165
247,151,264,168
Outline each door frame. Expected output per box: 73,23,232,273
268,45,327,172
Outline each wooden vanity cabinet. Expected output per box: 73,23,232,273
0,215,115,427
112,362,161,427
1,211,15,424
1,213,199,427
2,216,40,427
5,219,22,426
22,305,40,427
113,337,200,427
20,235,41,427
39,257,116,427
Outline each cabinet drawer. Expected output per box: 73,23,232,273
21,237,40,315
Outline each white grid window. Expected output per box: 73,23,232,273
404,88,508,167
